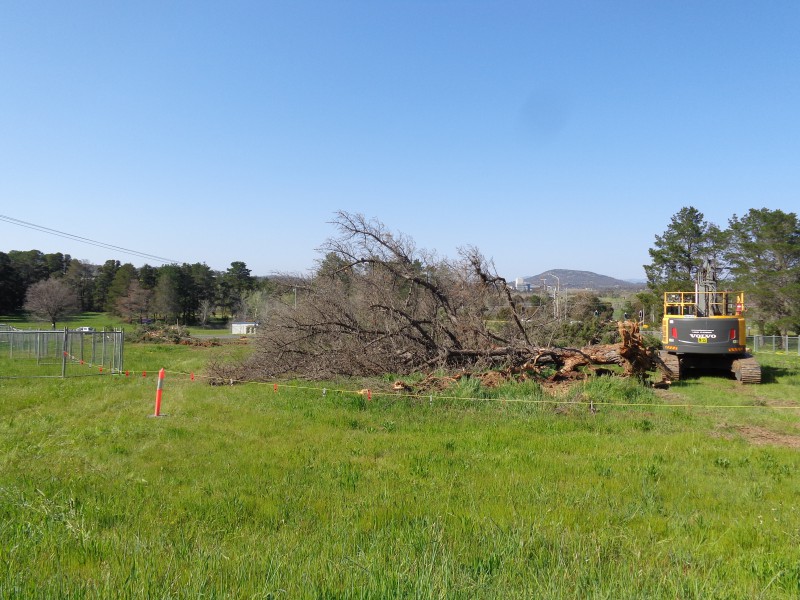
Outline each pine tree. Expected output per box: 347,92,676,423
726,208,800,335
644,206,726,294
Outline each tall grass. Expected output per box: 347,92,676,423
2,354,800,598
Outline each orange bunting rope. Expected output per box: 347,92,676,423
88,365,800,413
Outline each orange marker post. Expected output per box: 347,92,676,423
153,368,165,417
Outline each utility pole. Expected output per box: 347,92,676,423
552,274,561,320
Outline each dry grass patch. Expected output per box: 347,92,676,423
735,425,800,448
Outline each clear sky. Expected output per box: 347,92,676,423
1,1,798,281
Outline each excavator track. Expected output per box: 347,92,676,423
658,350,681,382
732,355,761,384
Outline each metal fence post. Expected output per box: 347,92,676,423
118,330,125,373
61,328,68,378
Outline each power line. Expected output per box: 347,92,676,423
0,214,182,264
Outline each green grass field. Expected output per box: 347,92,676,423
1,343,799,598
0,312,128,332
0,311,235,337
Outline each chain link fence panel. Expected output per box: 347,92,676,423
0,327,124,378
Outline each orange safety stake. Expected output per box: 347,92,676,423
274,383,278,393
153,368,165,417
99,366,103,373
190,372,195,381
143,371,147,377
125,370,129,377
367,389,372,401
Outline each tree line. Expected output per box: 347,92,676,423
0,251,274,325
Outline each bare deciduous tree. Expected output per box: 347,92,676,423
198,298,215,327
115,280,153,323
24,277,79,329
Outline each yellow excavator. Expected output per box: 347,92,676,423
659,259,761,383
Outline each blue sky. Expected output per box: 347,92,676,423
1,1,798,281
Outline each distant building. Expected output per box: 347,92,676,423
231,322,259,335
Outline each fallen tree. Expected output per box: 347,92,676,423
209,212,666,385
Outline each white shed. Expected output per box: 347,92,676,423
231,322,259,335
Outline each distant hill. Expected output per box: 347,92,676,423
521,269,645,291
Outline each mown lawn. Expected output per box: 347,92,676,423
0,348,798,598
0,311,233,337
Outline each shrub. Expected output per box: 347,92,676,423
127,323,190,344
